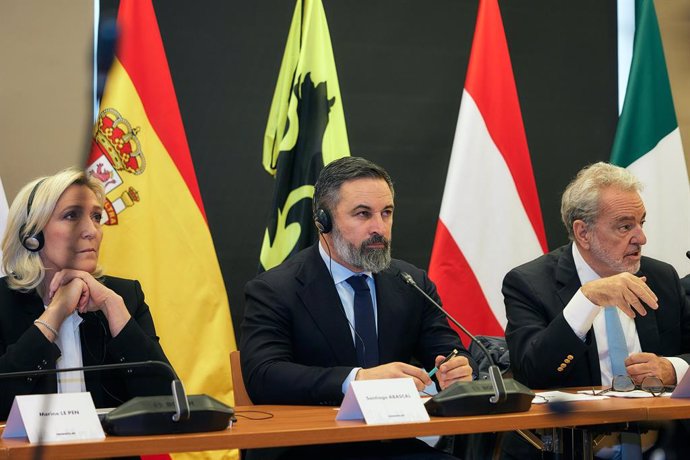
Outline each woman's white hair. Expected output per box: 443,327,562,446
560,162,642,240
1,167,105,292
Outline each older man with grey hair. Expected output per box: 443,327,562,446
502,162,690,458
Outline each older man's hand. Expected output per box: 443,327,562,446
581,273,658,318
625,353,677,385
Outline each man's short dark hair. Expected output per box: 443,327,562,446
313,157,394,215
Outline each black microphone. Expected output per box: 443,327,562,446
686,250,690,260
0,360,233,435
399,271,533,416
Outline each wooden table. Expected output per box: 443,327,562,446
639,395,690,420
1,396,689,459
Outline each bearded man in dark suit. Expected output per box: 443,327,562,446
240,156,475,459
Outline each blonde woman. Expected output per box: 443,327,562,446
0,167,172,420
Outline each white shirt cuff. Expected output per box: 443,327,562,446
563,289,601,341
666,357,689,384
342,367,361,394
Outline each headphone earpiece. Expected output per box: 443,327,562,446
314,208,332,234
20,227,44,252
19,179,46,253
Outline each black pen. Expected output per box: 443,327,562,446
428,348,458,377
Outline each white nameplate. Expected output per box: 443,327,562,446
3,392,105,443
336,377,430,424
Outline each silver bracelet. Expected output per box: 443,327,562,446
34,319,59,338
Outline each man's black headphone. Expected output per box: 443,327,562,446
314,208,332,234
19,179,47,252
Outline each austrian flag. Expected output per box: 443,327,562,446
429,0,547,339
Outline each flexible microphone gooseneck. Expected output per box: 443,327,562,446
399,272,507,404
0,360,233,435
0,360,189,422
399,271,533,416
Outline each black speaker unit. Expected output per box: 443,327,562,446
425,379,534,417
102,394,234,436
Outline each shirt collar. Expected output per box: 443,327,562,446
572,243,601,284
318,241,373,285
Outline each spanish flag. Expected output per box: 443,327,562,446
87,1,235,457
261,0,350,271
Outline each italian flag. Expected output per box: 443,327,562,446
611,0,690,273
428,0,547,338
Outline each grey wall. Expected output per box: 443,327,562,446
0,0,93,199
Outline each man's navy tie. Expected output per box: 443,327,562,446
346,275,379,368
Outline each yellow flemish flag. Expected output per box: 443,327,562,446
261,0,350,271
87,1,235,458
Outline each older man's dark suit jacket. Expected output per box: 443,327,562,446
503,243,690,390
240,244,473,405
0,276,172,420
681,274,690,302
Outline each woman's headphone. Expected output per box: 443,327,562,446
19,179,47,252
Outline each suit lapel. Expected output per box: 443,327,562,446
555,244,602,384
633,265,661,354
19,290,45,328
555,245,582,308
373,268,407,365
296,246,359,366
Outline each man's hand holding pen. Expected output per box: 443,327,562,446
432,349,473,390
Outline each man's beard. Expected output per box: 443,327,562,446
331,227,392,273
590,232,641,275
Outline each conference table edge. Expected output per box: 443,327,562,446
0,398,660,460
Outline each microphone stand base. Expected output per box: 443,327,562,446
425,379,534,417
102,394,234,436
